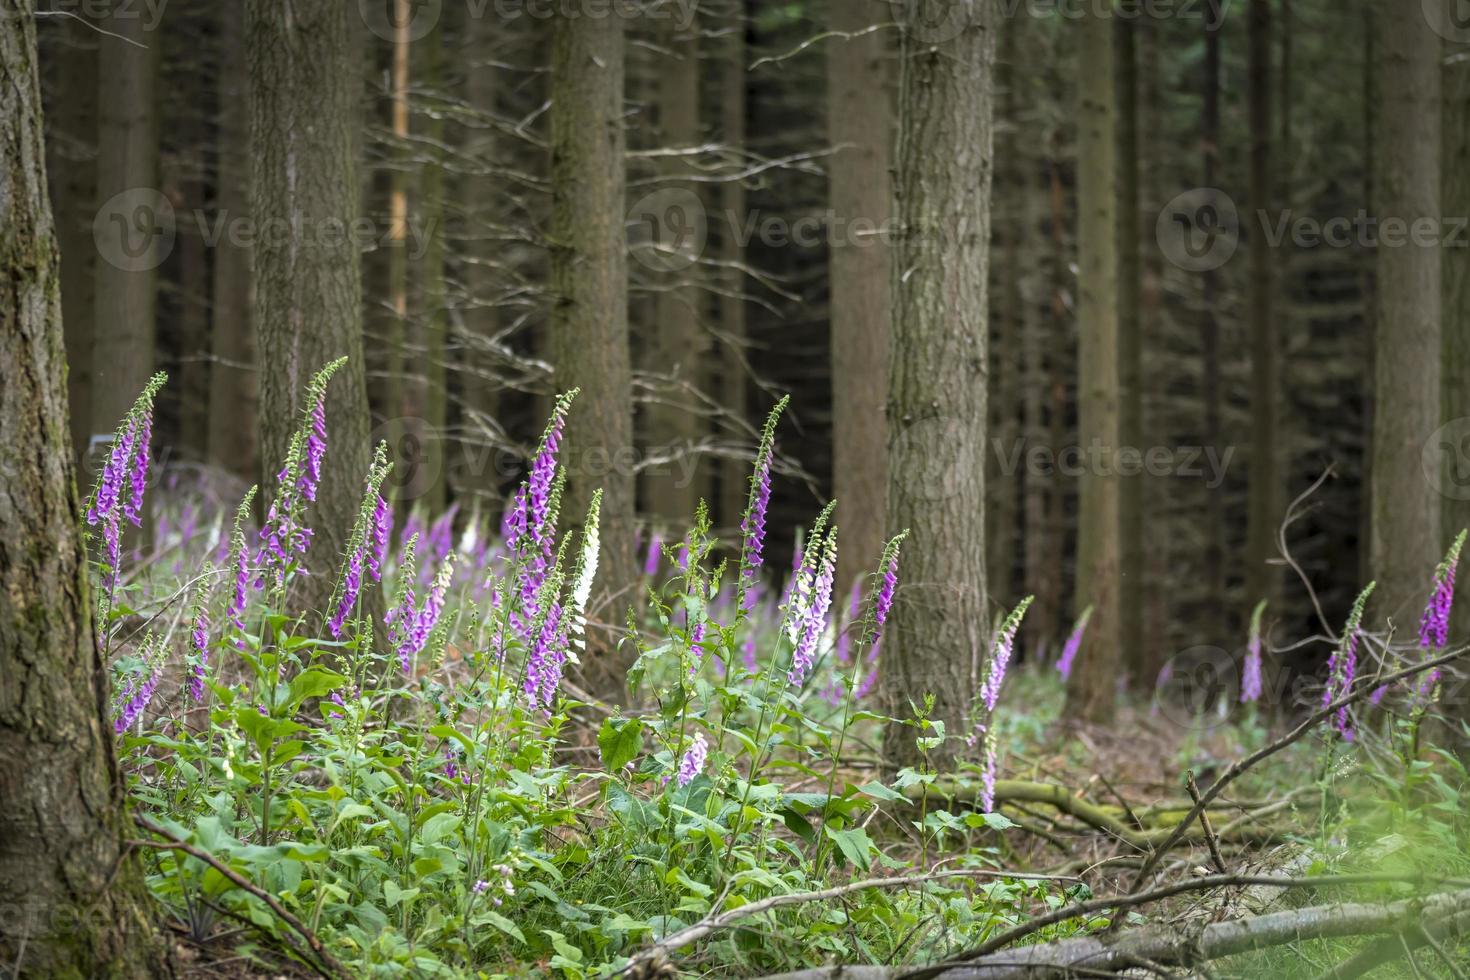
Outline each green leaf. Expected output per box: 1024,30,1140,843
597,717,644,772
286,667,346,709
419,812,462,846
823,825,873,871
857,781,905,803
964,811,1018,831
473,908,526,944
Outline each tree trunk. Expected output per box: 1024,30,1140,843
1115,13,1143,687
0,4,161,972
90,3,157,440
247,0,376,616
41,12,96,468
988,25,1018,606
718,1,750,531
1065,1,1120,724
882,0,996,772
1199,0,1225,636
550,3,639,687
208,0,259,487
1245,0,1279,620
828,0,892,593
1372,0,1442,621
644,10,706,524
418,16,449,515
1446,3,1470,639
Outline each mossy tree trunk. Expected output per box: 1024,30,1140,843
247,0,376,618
881,0,996,772
0,3,162,972
1443,6,1470,639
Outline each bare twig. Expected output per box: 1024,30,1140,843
129,815,350,980
1186,772,1226,875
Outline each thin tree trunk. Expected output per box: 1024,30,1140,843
41,12,96,467
0,4,161,971
1371,0,1442,621
550,3,639,689
1445,3,1470,639
718,1,750,531
90,4,157,438
247,0,376,617
1115,13,1143,686
645,9,705,523
1066,1,1121,724
1200,0,1225,635
208,0,258,487
988,26,1018,606
419,16,449,515
828,0,892,593
882,0,997,772
1245,0,1279,621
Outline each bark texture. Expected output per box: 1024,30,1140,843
882,0,996,771
0,3,161,972
247,0,376,617
1245,0,1279,614
207,0,259,487
718,2,750,530
550,4,639,686
1444,12,1470,640
1371,0,1442,622
90,2,157,439
1115,14,1143,685
828,0,892,593
1066,3,1121,724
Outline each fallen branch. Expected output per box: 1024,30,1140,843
623,867,1079,974
748,887,1470,980
1310,907,1470,980
1185,771,1226,875
129,814,350,980
1128,643,1470,891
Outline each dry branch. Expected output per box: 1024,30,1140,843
748,887,1470,980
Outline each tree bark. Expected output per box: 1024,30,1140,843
1065,2,1120,724
550,3,639,687
644,9,706,524
881,0,996,771
40,11,96,468
1115,13,1143,687
208,0,259,487
90,2,158,440
0,3,162,972
828,0,892,593
1444,8,1470,639
718,1,750,531
1199,0,1225,636
1372,0,1442,621
1245,0,1279,620
418,15,449,515
247,0,376,617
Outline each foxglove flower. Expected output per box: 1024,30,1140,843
187,578,211,702
1055,606,1093,681
86,374,166,594
564,492,602,661
1240,600,1267,704
643,532,662,577
676,733,708,787
789,529,838,686
328,444,392,639
1324,582,1374,741
738,397,786,612
979,596,1034,713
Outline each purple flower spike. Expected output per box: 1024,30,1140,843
301,399,327,503
1056,606,1093,681
643,532,662,577
125,410,153,527
188,609,209,702
676,733,708,787
789,534,837,686
1240,600,1267,704
367,494,391,582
